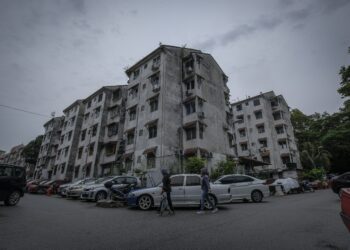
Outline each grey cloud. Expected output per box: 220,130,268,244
318,0,350,14
278,0,295,8
286,8,311,21
69,0,86,14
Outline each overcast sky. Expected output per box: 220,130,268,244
1,0,349,152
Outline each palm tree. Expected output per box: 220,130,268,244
301,142,331,170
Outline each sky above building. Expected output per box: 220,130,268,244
0,0,349,151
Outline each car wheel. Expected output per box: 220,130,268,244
95,191,107,202
204,194,217,209
251,190,263,203
138,195,153,210
5,190,21,206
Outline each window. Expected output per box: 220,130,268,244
199,124,204,139
110,106,119,118
113,90,121,102
236,115,244,123
170,176,184,186
57,150,61,160
60,135,64,144
186,127,196,140
94,107,101,118
150,73,160,89
63,121,68,130
68,131,72,141
53,165,57,175
273,111,282,120
139,129,143,136
185,101,196,115
228,133,234,147
150,97,158,112
185,60,194,73
149,125,157,139
87,100,91,108
275,125,284,134
185,79,195,90
236,104,242,111
254,110,263,119
257,124,265,133
0,166,12,177
106,144,116,156
86,164,91,177
129,85,138,99
61,163,66,174
245,102,249,106
108,123,118,137
279,140,288,149
147,153,156,169
125,159,132,171
240,143,248,151
64,146,69,157
129,107,136,121
271,100,278,107
281,155,291,164
153,56,160,65
133,69,140,79
144,63,148,69
84,113,90,122
143,84,146,89
259,139,268,148
74,166,80,178
141,105,145,111
127,132,135,145
81,129,86,141
239,129,246,137
70,116,76,126
253,99,260,106
91,124,98,137
88,143,94,156
186,176,201,186
78,147,83,159
98,93,103,102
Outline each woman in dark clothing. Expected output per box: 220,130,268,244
161,169,174,214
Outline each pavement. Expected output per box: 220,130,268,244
0,189,349,250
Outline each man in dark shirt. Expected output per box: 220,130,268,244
161,169,174,214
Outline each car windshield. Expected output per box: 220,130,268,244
94,177,113,184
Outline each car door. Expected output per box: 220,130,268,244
170,175,185,205
0,165,13,200
223,176,251,199
184,175,201,205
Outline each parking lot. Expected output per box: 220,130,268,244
0,190,349,250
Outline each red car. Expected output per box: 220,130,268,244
340,188,350,233
28,180,48,193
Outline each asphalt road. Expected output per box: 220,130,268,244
0,190,349,250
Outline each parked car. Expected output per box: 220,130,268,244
38,179,68,194
0,164,26,206
28,180,49,193
213,174,269,202
331,172,350,196
66,178,97,199
81,176,140,202
59,178,95,197
340,188,350,233
271,178,300,194
127,174,232,210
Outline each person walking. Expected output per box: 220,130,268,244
197,168,218,214
160,169,174,215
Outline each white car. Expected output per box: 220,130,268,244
213,174,270,202
127,174,232,210
58,178,95,197
65,178,97,198
80,176,140,202
271,178,300,194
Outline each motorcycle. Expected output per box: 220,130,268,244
301,180,315,193
104,181,137,204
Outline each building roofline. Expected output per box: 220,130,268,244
43,116,64,127
63,99,84,113
82,85,127,104
125,44,201,77
231,91,276,106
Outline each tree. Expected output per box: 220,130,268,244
22,135,43,164
300,142,331,171
211,160,236,180
184,157,205,174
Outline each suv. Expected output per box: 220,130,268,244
0,164,26,206
331,172,350,196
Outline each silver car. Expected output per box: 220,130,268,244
65,178,97,199
213,174,270,202
127,174,232,210
80,176,140,202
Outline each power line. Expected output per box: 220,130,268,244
0,104,50,118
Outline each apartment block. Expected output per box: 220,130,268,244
73,85,127,180
231,91,301,178
34,116,64,179
123,45,235,183
52,100,85,181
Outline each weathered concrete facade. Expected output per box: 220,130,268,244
72,85,127,180
231,91,301,178
34,117,64,179
124,45,235,183
52,100,85,181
